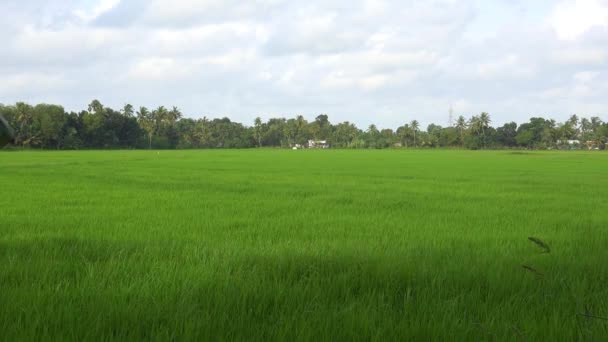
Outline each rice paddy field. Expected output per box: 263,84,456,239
1,149,607,341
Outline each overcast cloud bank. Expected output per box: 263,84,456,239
1,0,607,127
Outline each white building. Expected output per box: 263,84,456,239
307,140,330,149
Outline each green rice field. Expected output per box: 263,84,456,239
1,150,607,340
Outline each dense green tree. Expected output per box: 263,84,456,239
311,114,331,140
1,99,606,151
589,117,605,148
61,111,83,149
195,117,213,148
515,129,534,148
366,124,380,149
263,118,287,147
496,122,518,147
283,118,299,147
331,122,359,148
600,123,608,148
294,115,310,145
176,118,196,148
516,117,555,149
442,127,460,147
469,112,491,148
379,128,396,148
81,108,104,147
426,124,443,147
34,104,66,149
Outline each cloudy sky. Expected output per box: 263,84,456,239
1,0,607,127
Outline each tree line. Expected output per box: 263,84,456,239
1,100,607,150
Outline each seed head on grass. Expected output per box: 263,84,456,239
528,237,550,253
522,265,543,276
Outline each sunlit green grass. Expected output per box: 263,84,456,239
1,150,607,340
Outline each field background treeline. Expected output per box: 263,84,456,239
1,100,607,150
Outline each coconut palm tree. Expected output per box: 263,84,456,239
87,99,104,116
479,112,491,147
590,117,603,145
254,117,263,147
568,114,580,139
455,115,467,146
14,102,34,147
121,104,134,117
590,117,603,131
469,115,481,143
168,106,182,123
154,106,168,126
397,124,410,147
137,106,154,149
295,115,307,144
410,120,419,147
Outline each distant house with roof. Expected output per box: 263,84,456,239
583,140,603,150
308,140,330,149
557,139,581,150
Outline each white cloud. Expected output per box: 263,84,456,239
143,0,286,25
574,71,599,82
477,54,537,79
74,0,122,23
550,0,608,40
0,72,70,96
1,0,607,126
127,57,191,81
550,48,608,66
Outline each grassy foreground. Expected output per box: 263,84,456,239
1,150,607,341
